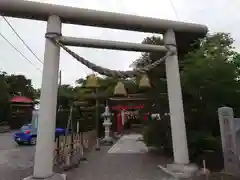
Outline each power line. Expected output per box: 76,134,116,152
0,32,42,72
169,0,180,20
2,16,43,64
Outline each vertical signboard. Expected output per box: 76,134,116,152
218,107,239,175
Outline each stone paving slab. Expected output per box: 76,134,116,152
67,134,170,180
108,134,148,154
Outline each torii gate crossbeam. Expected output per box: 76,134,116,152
0,1,208,180
0,0,207,33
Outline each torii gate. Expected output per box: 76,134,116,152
0,1,208,179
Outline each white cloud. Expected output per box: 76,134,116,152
0,0,239,88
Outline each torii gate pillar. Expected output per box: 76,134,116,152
24,15,65,180
164,29,189,165
162,30,198,177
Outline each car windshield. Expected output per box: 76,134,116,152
21,125,31,131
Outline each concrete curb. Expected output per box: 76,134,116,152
23,173,66,180
0,127,10,133
158,165,179,179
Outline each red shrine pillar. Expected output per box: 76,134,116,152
116,110,127,134
116,112,122,134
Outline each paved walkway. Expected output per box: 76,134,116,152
108,134,148,154
67,133,170,180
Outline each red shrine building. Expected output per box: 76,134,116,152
108,94,152,134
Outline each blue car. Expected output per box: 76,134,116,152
14,124,67,145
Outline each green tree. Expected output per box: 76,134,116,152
4,74,36,99
134,32,240,165
181,33,240,133
0,71,10,122
0,72,37,122
0,71,10,104
58,84,75,109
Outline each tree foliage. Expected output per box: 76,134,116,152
134,33,240,169
0,72,36,122
181,33,240,132
0,71,36,102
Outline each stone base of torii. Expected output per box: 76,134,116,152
23,174,66,180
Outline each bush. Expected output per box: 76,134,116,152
188,131,221,159
142,116,173,156
143,121,163,147
188,131,223,170
142,118,222,162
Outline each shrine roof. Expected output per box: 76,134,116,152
10,96,33,103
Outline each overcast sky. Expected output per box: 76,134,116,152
0,0,239,88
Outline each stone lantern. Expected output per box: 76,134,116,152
101,105,114,145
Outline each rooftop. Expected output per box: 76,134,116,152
10,96,33,103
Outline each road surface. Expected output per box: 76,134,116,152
0,131,34,180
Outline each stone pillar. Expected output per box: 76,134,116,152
32,15,62,179
164,29,189,165
218,107,239,176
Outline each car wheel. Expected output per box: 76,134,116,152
16,142,24,146
29,137,37,145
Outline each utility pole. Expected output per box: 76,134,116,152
57,70,62,112
59,70,62,87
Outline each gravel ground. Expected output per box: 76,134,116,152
67,134,171,180
0,132,34,180
0,132,178,180
0,130,97,180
